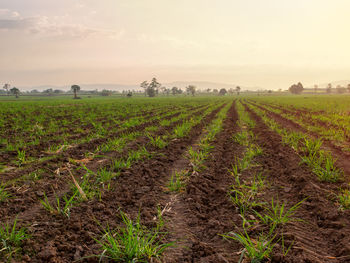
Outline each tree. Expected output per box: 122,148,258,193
148,78,161,97
71,85,80,99
10,87,20,98
3,83,10,96
213,89,218,93
171,86,178,95
336,85,346,94
101,90,112,96
228,88,234,94
206,88,211,93
140,81,149,96
326,83,332,94
347,84,350,93
43,88,53,95
53,89,63,94
160,86,167,94
289,82,304,94
219,88,227,96
314,84,318,94
236,86,241,95
141,78,161,97
186,85,196,96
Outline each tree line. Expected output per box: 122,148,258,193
2,84,82,99
140,78,241,97
289,82,350,94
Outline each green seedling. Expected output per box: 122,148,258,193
95,212,173,262
255,198,304,228
147,135,167,149
167,171,187,192
40,192,77,218
338,189,350,210
222,225,276,263
16,150,26,166
0,218,29,260
0,184,10,202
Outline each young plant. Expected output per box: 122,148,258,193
97,168,117,185
222,225,276,263
338,189,350,210
173,121,192,138
147,135,167,149
96,212,173,262
167,171,186,192
40,192,76,218
16,150,26,166
0,184,10,202
187,147,207,172
255,198,304,228
0,218,29,259
313,153,341,182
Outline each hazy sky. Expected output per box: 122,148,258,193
1,0,350,89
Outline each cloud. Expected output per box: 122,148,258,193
0,9,122,39
0,9,20,19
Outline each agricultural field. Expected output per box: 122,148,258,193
0,95,349,262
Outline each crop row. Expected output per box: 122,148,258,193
244,101,349,210
249,100,350,152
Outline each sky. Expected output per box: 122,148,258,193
0,0,350,90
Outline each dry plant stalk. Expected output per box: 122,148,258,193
67,166,87,201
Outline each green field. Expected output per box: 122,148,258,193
0,95,349,262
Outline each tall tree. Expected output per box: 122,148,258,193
10,87,20,98
148,78,161,97
336,85,346,94
347,84,350,93
326,83,332,93
3,83,11,96
140,81,149,96
236,86,241,95
289,82,304,94
71,85,81,99
186,85,196,96
314,84,318,94
171,86,178,95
